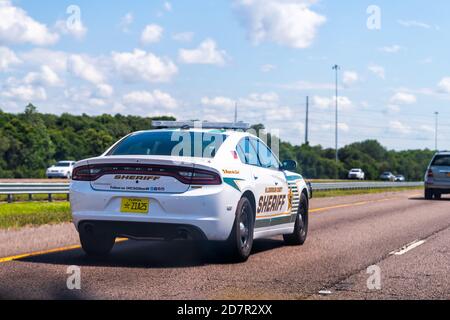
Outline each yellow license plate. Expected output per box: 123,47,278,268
120,198,149,214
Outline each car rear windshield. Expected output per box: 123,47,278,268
431,155,450,166
107,131,228,159
56,162,71,167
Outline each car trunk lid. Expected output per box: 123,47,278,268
86,156,200,194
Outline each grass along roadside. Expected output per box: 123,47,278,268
314,186,423,198
0,202,71,230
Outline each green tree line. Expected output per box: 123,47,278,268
0,105,433,180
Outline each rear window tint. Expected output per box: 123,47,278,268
108,131,228,159
432,155,450,166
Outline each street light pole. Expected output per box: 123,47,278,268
435,111,439,151
332,65,340,165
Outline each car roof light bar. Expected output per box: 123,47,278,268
152,121,251,131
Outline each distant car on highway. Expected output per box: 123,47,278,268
395,175,406,182
425,151,450,200
46,161,76,179
348,168,365,180
380,172,396,181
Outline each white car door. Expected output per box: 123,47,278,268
237,138,274,228
251,138,290,228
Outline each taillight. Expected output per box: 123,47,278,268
427,169,434,178
72,166,102,181
190,168,222,185
71,164,221,185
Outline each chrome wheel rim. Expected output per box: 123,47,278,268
239,203,250,249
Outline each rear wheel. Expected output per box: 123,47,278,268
226,197,254,262
425,188,434,200
284,193,309,246
79,224,116,257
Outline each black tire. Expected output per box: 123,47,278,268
79,224,116,257
425,189,433,200
225,197,255,262
435,192,442,200
284,192,309,246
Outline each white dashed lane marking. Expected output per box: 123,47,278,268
389,239,426,256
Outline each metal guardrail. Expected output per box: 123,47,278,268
0,181,424,203
311,181,424,191
0,183,70,202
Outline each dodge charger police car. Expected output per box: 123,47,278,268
70,121,311,262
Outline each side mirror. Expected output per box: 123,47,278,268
281,160,297,171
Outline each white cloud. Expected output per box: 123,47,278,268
368,64,385,79
261,64,276,73
380,45,402,53
179,39,228,66
173,32,194,43
390,92,417,105
0,46,21,71
312,95,353,111
23,65,61,87
398,20,431,29
19,49,68,72
201,92,279,110
386,105,401,113
123,90,178,109
438,77,450,93
164,2,172,12
2,84,47,102
141,24,163,44
68,54,105,84
120,13,134,32
95,84,114,98
112,49,178,83
279,81,334,91
320,122,350,133
343,71,359,87
201,96,235,109
0,0,59,45
55,19,87,40
389,120,411,135
234,0,326,49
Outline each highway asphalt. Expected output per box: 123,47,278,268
0,189,449,300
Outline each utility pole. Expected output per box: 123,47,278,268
332,65,340,165
234,102,238,123
305,96,309,145
435,111,439,151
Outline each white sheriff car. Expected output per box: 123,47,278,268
70,122,311,262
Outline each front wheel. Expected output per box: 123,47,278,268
225,197,255,262
284,193,309,246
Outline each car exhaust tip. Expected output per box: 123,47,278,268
176,228,192,241
83,223,95,235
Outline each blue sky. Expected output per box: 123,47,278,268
1,0,450,150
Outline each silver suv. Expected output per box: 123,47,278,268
425,152,450,200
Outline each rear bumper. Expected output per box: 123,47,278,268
78,220,207,241
70,181,239,241
425,183,450,193
47,173,68,178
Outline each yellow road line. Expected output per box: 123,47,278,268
0,238,128,264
